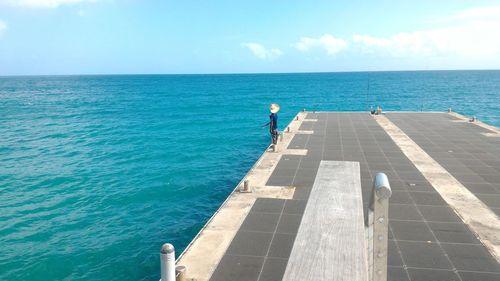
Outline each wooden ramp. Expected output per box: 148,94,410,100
283,161,368,281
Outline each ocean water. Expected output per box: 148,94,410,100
1,70,499,280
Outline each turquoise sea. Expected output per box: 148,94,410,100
1,70,499,280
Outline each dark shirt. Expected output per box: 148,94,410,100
269,113,278,130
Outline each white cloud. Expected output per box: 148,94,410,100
0,20,7,35
353,19,500,58
293,34,348,55
290,6,500,62
431,5,500,23
241,42,283,60
0,0,97,8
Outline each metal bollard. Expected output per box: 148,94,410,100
287,127,290,133
366,173,391,281
295,116,299,121
448,108,452,113
240,180,251,193
373,173,392,201
161,243,176,281
175,265,186,281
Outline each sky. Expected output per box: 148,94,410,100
0,0,500,75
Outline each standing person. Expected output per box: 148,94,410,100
268,103,280,145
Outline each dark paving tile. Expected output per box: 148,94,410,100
463,183,499,194
407,268,460,281
390,221,435,242
294,166,319,176
287,135,308,149
210,255,264,281
441,243,500,272
266,175,293,186
389,204,424,221
276,214,302,234
398,241,452,269
454,173,489,183
283,199,307,215
388,266,410,281
428,222,480,244
389,180,411,191
298,123,313,131
268,233,296,259
292,175,316,187
479,174,500,183
292,186,312,200
279,154,302,163
410,192,447,206
390,191,414,204
259,258,288,281
251,198,285,213
397,171,427,182
226,231,273,257
274,162,300,171
271,167,298,178
418,206,462,222
240,212,280,233
403,181,436,192
458,271,500,281
298,160,321,170
388,239,404,266
475,194,500,208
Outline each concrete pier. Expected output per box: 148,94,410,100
176,112,500,281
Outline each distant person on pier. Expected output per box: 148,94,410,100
263,103,280,145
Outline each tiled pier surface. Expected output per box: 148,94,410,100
386,113,500,216
206,112,500,281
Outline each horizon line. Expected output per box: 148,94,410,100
1,68,500,78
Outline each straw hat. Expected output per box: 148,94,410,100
270,103,280,113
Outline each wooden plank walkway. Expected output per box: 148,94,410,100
283,161,368,281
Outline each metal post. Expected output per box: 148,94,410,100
295,116,299,121
367,173,391,281
240,179,251,193
161,243,176,281
175,265,186,281
448,108,451,113
287,127,290,133
279,131,283,142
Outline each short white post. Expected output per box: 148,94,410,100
160,243,176,281
175,265,187,281
371,173,391,281
240,179,252,193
